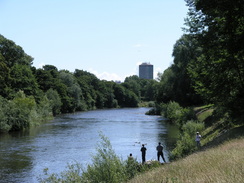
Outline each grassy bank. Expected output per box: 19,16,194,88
40,106,244,182
128,137,244,183
129,105,244,183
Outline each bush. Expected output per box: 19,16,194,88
170,120,205,160
39,163,83,183
39,133,160,182
162,101,196,126
182,120,205,137
82,133,127,183
146,103,165,115
8,91,37,130
0,91,52,132
0,96,11,132
124,156,140,179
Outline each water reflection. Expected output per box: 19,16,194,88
157,119,180,153
0,132,34,183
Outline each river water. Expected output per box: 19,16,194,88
0,107,179,183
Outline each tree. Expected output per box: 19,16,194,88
10,64,39,97
155,34,203,106
0,56,12,98
185,0,244,121
0,34,33,67
155,67,175,104
0,35,37,99
123,75,158,102
46,89,62,116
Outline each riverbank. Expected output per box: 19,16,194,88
128,106,244,182
128,137,244,183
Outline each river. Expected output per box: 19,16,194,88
0,107,179,183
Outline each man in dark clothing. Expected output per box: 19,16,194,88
140,144,147,163
156,142,166,163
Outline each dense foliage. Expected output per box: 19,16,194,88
185,0,244,122
156,0,243,124
0,34,156,132
156,34,203,107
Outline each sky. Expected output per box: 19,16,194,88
0,0,189,82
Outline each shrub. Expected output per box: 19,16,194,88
8,91,37,130
39,163,83,183
0,91,52,132
0,96,11,132
147,101,155,107
82,133,127,183
146,103,165,115
170,120,204,160
182,120,205,136
39,133,160,182
162,101,196,126
124,157,140,179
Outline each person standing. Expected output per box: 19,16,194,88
195,132,201,148
140,144,147,163
156,142,166,163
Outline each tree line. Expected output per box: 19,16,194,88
0,34,158,132
1,0,243,132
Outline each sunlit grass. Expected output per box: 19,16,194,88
128,138,244,183
197,108,214,122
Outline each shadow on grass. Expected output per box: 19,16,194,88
202,125,244,150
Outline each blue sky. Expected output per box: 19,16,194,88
0,0,188,81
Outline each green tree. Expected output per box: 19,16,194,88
0,96,11,132
103,81,118,108
185,0,244,122
0,35,37,99
46,89,62,116
155,67,175,104
155,35,202,106
123,75,141,98
7,91,37,131
0,56,12,98
0,34,33,67
35,68,56,92
10,64,39,97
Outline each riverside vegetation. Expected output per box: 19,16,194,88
39,104,244,183
1,0,243,182
128,137,244,183
0,34,158,133
39,133,162,183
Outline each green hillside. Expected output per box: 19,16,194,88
128,137,244,183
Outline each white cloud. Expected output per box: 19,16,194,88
88,68,123,81
33,62,46,69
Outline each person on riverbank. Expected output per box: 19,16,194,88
195,132,201,148
156,142,166,163
140,144,147,163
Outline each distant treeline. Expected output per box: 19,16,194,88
0,34,159,132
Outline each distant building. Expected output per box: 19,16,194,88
139,62,153,79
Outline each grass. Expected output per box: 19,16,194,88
128,137,244,183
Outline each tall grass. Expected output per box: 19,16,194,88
128,138,244,183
